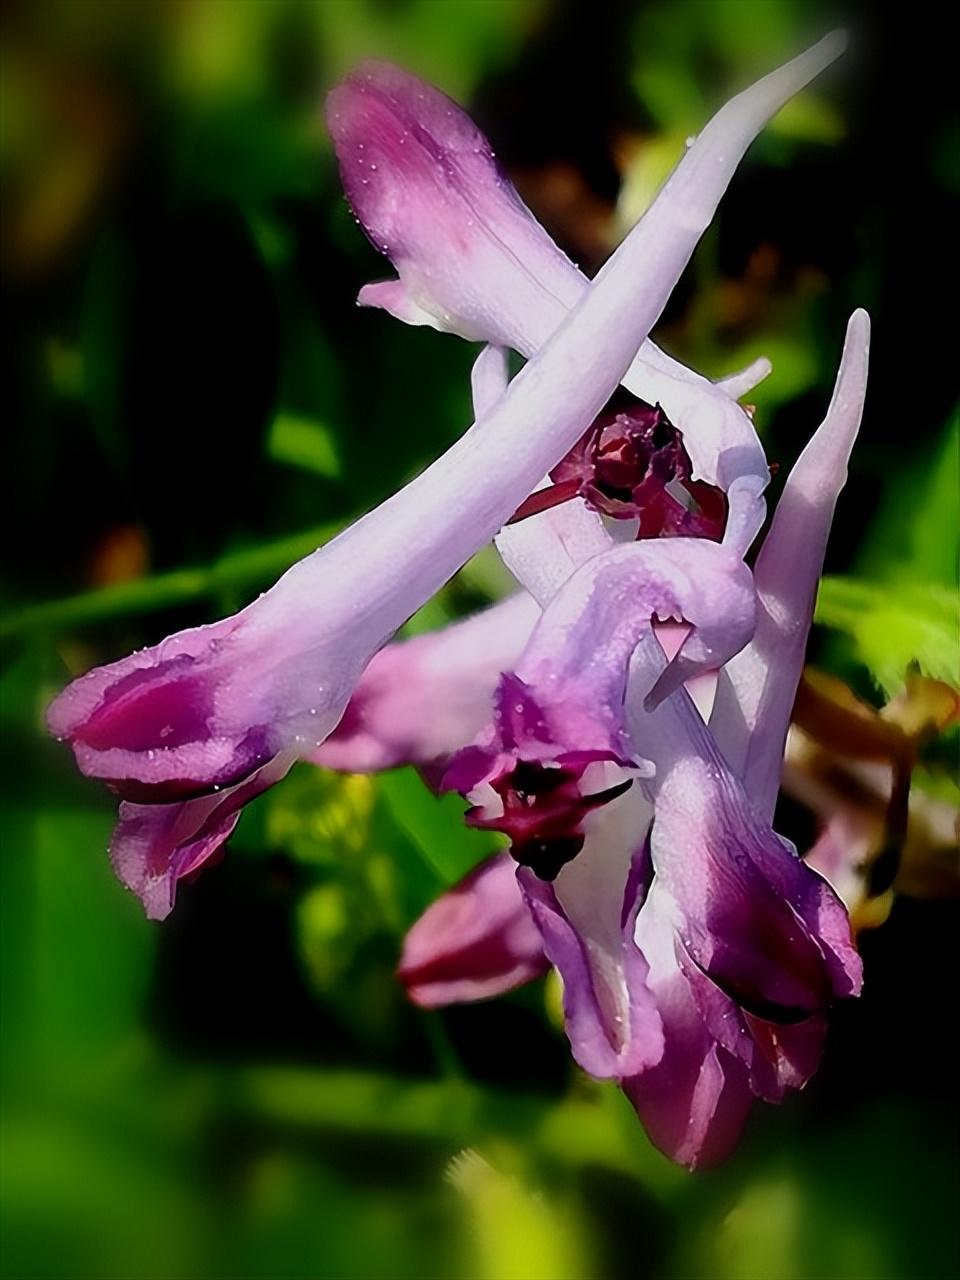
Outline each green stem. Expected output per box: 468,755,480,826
1,522,339,637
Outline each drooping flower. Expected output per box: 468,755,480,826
373,310,871,1166
49,34,837,918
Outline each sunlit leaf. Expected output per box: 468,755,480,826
815,576,960,695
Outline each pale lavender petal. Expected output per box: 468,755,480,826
53,70,765,808
312,593,539,774
474,344,612,606
398,854,548,1007
470,343,509,417
519,826,664,1078
714,309,871,820
357,278,445,329
716,355,773,399
495,488,610,607
514,539,755,754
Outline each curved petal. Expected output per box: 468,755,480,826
712,310,871,819
52,64,762,852
716,356,773,399
312,593,540,775
520,825,663,1079
513,539,755,758
398,854,548,1007
109,750,297,920
625,886,753,1169
627,635,862,1021
473,342,612,607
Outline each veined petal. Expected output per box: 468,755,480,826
627,635,862,1021
625,884,753,1168
398,854,548,1007
312,593,539,775
713,309,871,821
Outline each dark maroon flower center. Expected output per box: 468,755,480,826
509,391,727,540
466,758,632,881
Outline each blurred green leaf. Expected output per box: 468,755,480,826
448,1148,594,1280
859,415,959,590
268,412,341,477
377,767,503,887
0,521,338,635
815,576,959,695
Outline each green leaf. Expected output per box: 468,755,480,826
815,576,959,695
376,767,503,887
447,1149,594,1280
858,414,959,590
268,413,341,478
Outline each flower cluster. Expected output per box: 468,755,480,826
48,35,870,1167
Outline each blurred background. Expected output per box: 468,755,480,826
1,1,957,1277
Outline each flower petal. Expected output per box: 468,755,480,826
628,636,863,1019
53,65,761,807
398,854,548,1007
331,39,848,548
624,885,753,1168
312,593,540,775
712,309,871,820
514,539,755,757
519,825,664,1078
109,750,297,920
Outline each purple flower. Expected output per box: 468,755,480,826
383,309,870,1166
48,28,870,1178
397,854,549,1008
326,41,850,555
48,31,833,918
512,392,728,540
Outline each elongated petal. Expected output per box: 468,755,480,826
54,45,779,796
473,343,612,606
313,593,539,774
713,310,871,820
398,854,548,1006
716,356,773,399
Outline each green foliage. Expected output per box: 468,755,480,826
815,415,959,695
815,576,960,696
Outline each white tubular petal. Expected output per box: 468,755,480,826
716,356,773,399
470,343,510,417
713,308,871,821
